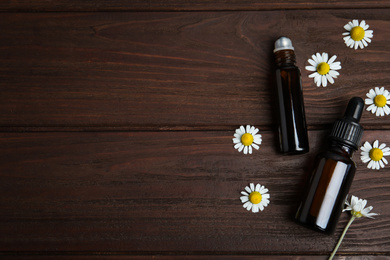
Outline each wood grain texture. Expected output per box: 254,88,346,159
2,256,390,260
1,130,389,255
0,0,390,11
1,10,389,130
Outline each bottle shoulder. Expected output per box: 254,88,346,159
316,150,355,165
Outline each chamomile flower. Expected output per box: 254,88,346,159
360,140,390,170
330,195,379,259
365,87,390,116
343,195,379,219
343,19,373,50
240,183,270,213
306,52,341,87
232,125,262,155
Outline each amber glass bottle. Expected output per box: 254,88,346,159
295,97,364,234
274,37,309,154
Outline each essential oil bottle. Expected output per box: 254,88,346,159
295,97,365,234
274,37,309,154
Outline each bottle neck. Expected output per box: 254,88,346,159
274,50,296,67
328,140,355,158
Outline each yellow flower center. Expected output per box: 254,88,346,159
369,148,383,161
249,191,262,204
352,210,363,218
350,26,365,41
241,133,254,146
316,62,330,75
374,95,387,108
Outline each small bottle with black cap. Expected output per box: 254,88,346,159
295,97,364,234
274,37,309,154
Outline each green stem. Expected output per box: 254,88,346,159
328,216,356,260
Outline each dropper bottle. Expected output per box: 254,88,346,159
295,97,364,234
274,37,309,154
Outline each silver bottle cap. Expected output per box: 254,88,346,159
274,37,294,53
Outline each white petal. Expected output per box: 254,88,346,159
376,107,384,117
367,104,377,113
354,41,359,50
241,191,248,196
250,183,255,192
375,161,381,170
379,160,385,168
364,35,372,43
262,199,270,206
262,194,270,199
315,74,322,87
248,145,252,154
362,39,368,47
322,52,328,63
234,143,242,149
382,157,388,165
316,53,323,63
350,195,358,205
329,62,341,70
344,23,353,31
308,59,317,67
251,143,260,150
243,201,252,210
260,188,269,195
253,138,262,145
306,66,317,72
245,186,251,193
345,38,354,47
240,196,249,203
368,160,375,169
382,147,390,152
326,74,334,84
309,72,318,78
322,75,328,87
233,138,241,144
365,212,379,219
243,146,248,154
328,55,337,64
238,144,244,152
328,70,339,78
311,54,318,63
365,98,374,105
364,141,373,150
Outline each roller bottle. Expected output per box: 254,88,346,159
295,97,364,234
274,37,309,154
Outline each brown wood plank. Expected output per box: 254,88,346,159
1,10,389,130
1,130,389,255
1,255,390,259
0,0,389,11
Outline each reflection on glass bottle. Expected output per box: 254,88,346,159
274,37,309,154
295,97,364,234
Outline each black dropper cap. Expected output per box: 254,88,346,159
329,97,364,150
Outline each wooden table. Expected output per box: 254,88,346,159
1,1,390,259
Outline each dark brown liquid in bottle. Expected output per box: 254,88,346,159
275,50,309,154
295,143,355,234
